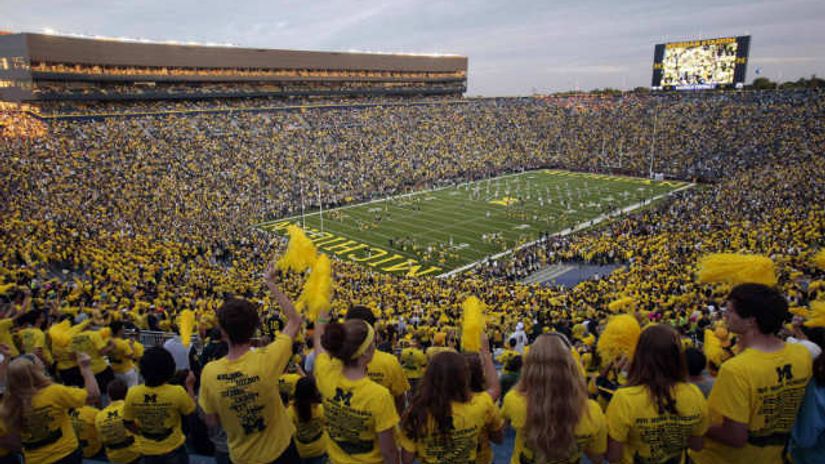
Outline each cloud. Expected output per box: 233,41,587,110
545,65,629,74
751,56,820,65
1,0,824,95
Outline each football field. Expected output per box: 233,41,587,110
257,170,692,277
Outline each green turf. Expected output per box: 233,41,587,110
257,170,691,277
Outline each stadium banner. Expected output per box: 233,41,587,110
651,36,750,91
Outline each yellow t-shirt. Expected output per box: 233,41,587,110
70,330,109,374
398,391,503,464
279,372,303,403
123,383,195,456
110,338,141,374
691,343,813,464
0,318,19,357
399,347,427,380
606,383,708,464
315,352,400,464
21,383,87,464
199,333,295,464
501,390,607,464
95,400,142,464
18,327,52,364
287,403,328,458
368,350,410,398
69,405,102,458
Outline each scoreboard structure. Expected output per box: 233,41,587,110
652,36,750,90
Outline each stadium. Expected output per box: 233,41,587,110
0,22,824,464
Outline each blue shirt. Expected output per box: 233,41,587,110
791,378,825,464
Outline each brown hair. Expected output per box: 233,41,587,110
402,351,470,441
0,356,53,431
462,351,485,393
516,335,587,461
321,319,372,367
627,324,687,414
218,298,260,344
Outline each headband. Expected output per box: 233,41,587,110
351,323,375,360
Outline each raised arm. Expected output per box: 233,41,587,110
264,262,302,339
480,333,501,401
77,352,101,406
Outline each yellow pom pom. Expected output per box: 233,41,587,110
813,250,825,271
789,306,810,318
99,327,111,341
460,296,486,352
597,314,641,364
697,254,777,286
179,309,196,348
296,254,333,322
608,297,636,314
276,225,318,273
49,319,91,348
803,301,825,328
0,282,16,296
703,329,725,367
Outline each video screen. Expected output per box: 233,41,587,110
652,36,750,90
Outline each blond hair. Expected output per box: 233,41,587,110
516,334,587,462
0,356,53,431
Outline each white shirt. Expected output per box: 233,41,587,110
163,336,191,371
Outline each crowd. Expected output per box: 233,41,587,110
0,88,824,462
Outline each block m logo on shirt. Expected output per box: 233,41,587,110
144,394,158,403
775,364,793,383
333,388,353,407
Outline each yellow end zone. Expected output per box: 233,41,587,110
259,221,443,277
489,197,519,206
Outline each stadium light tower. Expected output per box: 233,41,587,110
649,105,658,179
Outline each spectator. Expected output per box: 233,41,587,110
0,351,99,464
198,266,302,464
606,325,708,463
502,333,607,463
692,284,813,464
123,347,196,464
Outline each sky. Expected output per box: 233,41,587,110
2,0,824,96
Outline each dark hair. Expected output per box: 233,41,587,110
218,298,260,344
802,327,825,384
727,284,788,335
508,338,517,348
462,352,485,393
17,310,43,327
627,325,687,415
140,347,176,387
294,377,322,423
107,378,128,401
684,348,706,377
110,321,124,337
321,320,371,367
346,305,377,326
814,354,825,385
505,354,523,373
402,351,470,441
207,328,223,341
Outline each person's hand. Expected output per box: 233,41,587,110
185,370,197,390
77,352,92,369
263,261,279,288
480,333,491,354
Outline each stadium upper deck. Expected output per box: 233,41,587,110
0,32,467,102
